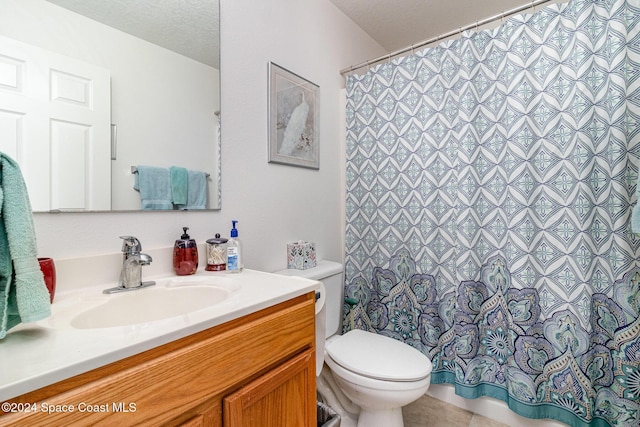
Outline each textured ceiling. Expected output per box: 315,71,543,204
330,0,558,53
45,0,219,68
44,0,559,72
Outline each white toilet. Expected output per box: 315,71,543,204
276,260,432,427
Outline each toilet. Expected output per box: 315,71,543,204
275,261,432,427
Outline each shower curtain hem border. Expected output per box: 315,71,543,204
431,373,614,427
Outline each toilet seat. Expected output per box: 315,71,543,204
325,354,432,393
325,329,432,382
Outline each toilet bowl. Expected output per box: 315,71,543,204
275,261,432,427
325,329,432,427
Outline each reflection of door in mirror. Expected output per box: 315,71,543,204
0,35,111,211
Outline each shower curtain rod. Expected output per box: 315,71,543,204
339,0,553,76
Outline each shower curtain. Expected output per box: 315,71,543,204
343,0,640,426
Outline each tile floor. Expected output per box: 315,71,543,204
403,394,511,427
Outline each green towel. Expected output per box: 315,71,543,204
0,153,51,339
169,166,188,207
133,165,172,210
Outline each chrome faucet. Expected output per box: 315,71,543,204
103,236,156,294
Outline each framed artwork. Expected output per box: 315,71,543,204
268,62,319,169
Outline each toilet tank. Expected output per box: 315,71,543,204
274,260,344,338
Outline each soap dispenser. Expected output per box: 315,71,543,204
173,227,198,275
227,220,242,273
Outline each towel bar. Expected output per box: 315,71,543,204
131,166,210,178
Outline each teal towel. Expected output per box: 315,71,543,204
169,166,188,207
0,153,51,339
185,170,207,210
133,165,172,210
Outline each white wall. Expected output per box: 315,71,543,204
29,0,385,272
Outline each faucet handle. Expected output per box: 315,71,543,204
119,236,142,254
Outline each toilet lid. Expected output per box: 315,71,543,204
326,329,432,381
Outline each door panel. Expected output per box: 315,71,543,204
0,35,110,211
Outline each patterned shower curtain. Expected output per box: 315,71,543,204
343,0,640,426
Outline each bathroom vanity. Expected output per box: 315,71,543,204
0,270,318,426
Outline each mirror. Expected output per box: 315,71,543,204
0,0,221,212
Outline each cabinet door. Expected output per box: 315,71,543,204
223,350,316,427
173,400,221,427
178,415,205,427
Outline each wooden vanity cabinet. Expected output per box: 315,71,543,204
1,293,317,427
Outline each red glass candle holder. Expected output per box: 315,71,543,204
38,257,56,303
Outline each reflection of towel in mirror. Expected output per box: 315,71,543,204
133,165,172,210
0,153,51,339
169,166,188,207
185,170,207,210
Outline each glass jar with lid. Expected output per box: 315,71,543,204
206,234,228,271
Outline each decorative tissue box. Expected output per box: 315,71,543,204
287,241,317,270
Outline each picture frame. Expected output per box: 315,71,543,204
268,62,319,169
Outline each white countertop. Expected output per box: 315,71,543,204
0,269,318,402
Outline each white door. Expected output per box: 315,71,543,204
0,35,111,211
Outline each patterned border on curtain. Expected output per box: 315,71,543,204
344,0,640,426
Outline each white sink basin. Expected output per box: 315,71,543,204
45,276,240,330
